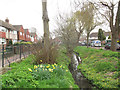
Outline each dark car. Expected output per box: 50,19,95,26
105,42,120,50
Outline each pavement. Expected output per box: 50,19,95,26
0,52,30,71
90,46,120,52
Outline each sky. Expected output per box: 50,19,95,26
0,0,119,38
0,0,72,38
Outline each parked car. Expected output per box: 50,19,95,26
81,42,86,46
105,42,120,50
91,40,101,47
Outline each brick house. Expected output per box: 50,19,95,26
0,29,6,45
24,29,31,42
0,19,17,46
13,25,25,42
4,19,17,45
30,32,38,43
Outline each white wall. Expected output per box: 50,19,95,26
0,38,6,44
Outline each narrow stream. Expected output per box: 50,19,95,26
69,53,97,89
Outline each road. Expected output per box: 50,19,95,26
90,46,120,52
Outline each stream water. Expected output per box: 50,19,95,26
69,54,97,89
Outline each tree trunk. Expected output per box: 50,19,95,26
111,1,120,51
87,33,89,48
42,1,50,63
110,30,118,51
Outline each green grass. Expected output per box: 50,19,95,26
75,46,119,88
1,48,78,88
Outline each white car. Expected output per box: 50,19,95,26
91,40,101,47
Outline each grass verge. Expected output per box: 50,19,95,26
1,47,78,88
75,46,119,88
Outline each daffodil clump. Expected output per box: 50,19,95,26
28,62,69,80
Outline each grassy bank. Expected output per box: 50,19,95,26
75,46,119,88
1,47,78,88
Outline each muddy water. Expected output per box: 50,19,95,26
69,54,97,89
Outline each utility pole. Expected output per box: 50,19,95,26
42,0,50,63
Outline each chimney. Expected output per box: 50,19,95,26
5,18,9,23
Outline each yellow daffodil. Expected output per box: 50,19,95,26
34,65,38,69
28,68,32,72
63,66,65,69
49,68,53,72
40,60,42,62
52,65,54,67
66,70,68,72
46,66,50,68
60,65,62,68
40,65,43,68
54,63,57,66
53,67,55,69
35,70,37,72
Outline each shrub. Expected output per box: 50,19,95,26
31,41,59,64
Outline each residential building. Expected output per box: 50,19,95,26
89,32,111,42
0,26,6,45
5,18,17,45
24,29,31,42
89,32,98,41
13,25,25,42
30,32,38,43
0,19,17,45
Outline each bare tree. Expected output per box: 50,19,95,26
42,0,50,62
80,2,102,48
90,0,120,51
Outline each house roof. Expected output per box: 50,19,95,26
24,29,28,34
90,33,98,37
0,20,15,30
90,32,111,38
13,25,23,31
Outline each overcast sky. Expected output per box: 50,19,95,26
0,0,72,37
0,0,119,38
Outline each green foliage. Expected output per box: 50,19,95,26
108,35,111,39
98,28,106,41
8,40,13,46
75,46,119,88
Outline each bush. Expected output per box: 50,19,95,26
31,41,59,64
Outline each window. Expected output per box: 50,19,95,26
20,32,22,35
13,31,17,34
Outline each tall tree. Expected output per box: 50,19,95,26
91,0,120,51
81,2,101,48
72,11,85,43
42,0,50,63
